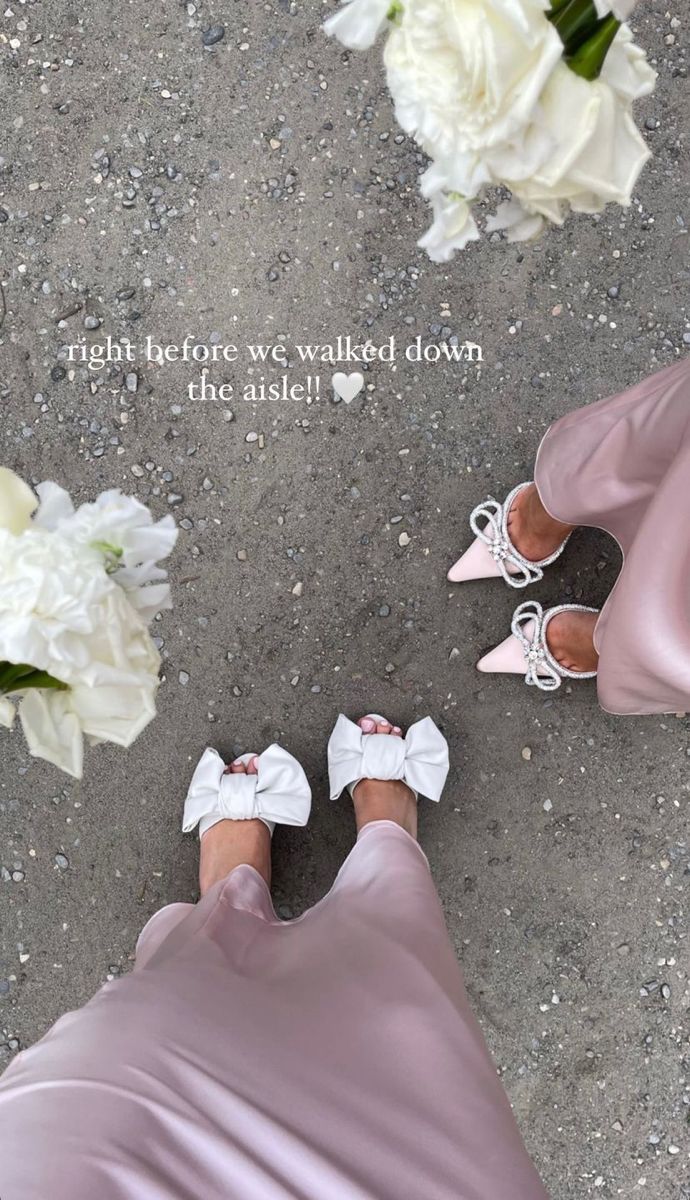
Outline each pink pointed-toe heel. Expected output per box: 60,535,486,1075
477,600,599,692
448,482,570,588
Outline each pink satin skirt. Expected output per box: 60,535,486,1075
0,822,548,1199
535,357,690,715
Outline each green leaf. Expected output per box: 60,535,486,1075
567,14,621,79
387,0,404,23
0,662,68,695
0,662,37,690
550,0,600,55
91,540,124,559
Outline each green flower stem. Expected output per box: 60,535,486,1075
567,13,622,79
387,1,404,23
548,0,572,13
550,0,599,54
0,663,36,688
0,661,67,695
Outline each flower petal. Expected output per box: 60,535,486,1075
19,690,84,779
0,696,16,728
70,682,158,747
0,468,37,534
323,0,391,51
418,191,480,263
33,481,76,530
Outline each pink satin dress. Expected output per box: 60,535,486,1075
535,357,690,715
0,821,548,1199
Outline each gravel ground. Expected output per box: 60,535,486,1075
1,2,689,1196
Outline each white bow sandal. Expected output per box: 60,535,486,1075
183,745,312,838
327,713,450,803
477,601,599,691
447,482,570,588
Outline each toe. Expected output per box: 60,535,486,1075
359,717,376,733
247,755,260,775
391,725,402,737
228,759,248,775
375,720,391,734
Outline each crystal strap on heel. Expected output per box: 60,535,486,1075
511,601,599,691
468,482,570,589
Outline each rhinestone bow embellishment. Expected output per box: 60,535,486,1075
469,482,571,590
511,601,563,690
510,601,600,692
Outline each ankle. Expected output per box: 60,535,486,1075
545,610,599,674
352,779,418,840
526,484,573,539
199,818,272,895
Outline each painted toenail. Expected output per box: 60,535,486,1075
361,718,375,732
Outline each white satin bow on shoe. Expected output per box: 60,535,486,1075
327,714,449,803
183,746,312,838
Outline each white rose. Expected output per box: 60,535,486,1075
323,0,393,51
0,467,38,535
33,482,177,621
383,0,563,161
488,27,656,238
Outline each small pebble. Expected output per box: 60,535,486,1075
202,24,225,46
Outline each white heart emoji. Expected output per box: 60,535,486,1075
331,371,364,404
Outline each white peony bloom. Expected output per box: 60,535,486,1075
33,483,177,620
0,526,162,776
0,467,38,535
0,528,162,687
0,469,175,776
383,0,563,160
0,528,114,683
323,0,393,51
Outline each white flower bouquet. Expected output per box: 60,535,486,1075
0,468,178,778
324,0,656,260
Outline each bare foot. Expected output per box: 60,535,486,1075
198,755,272,895
546,610,599,674
351,717,418,840
506,483,574,563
